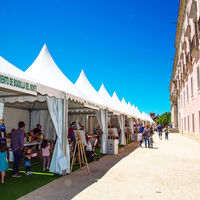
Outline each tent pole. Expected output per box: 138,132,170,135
29,110,32,131
62,97,68,175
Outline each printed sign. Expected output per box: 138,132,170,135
0,73,37,95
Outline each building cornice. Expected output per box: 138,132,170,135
170,0,187,91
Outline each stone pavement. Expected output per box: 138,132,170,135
19,134,200,200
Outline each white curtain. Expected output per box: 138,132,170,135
0,103,4,119
46,96,68,174
96,109,108,154
128,118,134,133
117,115,126,145
128,118,134,141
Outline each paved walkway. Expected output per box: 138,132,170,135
20,134,200,200
19,142,138,200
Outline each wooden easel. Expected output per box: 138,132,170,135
70,120,90,174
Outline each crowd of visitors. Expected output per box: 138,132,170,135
137,123,170,148
0,118,171,184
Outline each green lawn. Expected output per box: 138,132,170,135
0,146,104,200
0,159,60,200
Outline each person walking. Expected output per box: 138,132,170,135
157,124,163,140
139,124,144,134
138,132,143,147
11,121,25,177
0,143,8,183
144,125,150,148
164,126,169,140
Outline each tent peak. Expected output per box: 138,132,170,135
113,91,117,96
81,69,85,74
99,83,105,91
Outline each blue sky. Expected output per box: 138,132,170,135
0,0,179,115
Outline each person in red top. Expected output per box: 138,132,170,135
11,121,25,177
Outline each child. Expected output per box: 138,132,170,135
138,132,143,147
24,148,33,175
164,126,169,140
41,140,51,171
0,143,8,183
149,135,154,148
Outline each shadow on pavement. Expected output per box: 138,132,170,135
63,142,139,200
19,142,139,200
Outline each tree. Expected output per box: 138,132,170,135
156,112,171,126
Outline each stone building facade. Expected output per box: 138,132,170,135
170,0,200,137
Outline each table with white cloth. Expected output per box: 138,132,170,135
74,130,88,146
7,141,42,148
8,142,42,162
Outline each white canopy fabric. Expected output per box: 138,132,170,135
112,92,125,114
98,84,120,113
0,56,37,96
0,56,29,78
75,70,107,109
25,44,85,102
131,104,139,119
95,109,108,154
117,114,126,145
0,56,64,99
47,96,69,174
121,98,132,117
127,102,136,118
135,106,143,120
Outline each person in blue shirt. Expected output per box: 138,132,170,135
139,124,144,133
157,124,163,140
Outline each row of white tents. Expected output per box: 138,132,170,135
0,44,155,175
25,44,154,122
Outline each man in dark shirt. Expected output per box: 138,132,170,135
11,121,25,177
157,124,163,140
33,124,42,135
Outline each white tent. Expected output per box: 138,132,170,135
0,57,70,174
75,70,108,109
98,84,121,114
112,92,125,114
127,102,137,118
112,92,126,145
135,106,143,121
75,71,111,154
121,97,133,117
25,44,85,103
131,104,139,119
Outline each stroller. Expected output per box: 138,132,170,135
85,148,99,162
85,137,99,162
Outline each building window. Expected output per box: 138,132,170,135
197,66,200,89
187,116,189,132
191,77,193,97
187,85,189,102
192,113,195,132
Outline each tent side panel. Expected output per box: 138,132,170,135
3,107,30,132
